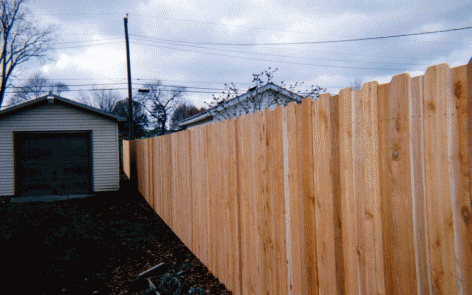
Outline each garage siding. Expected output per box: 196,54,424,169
0,104,119,196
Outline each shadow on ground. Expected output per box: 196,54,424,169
0,174,230,295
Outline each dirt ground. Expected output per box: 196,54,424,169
0,174,231,295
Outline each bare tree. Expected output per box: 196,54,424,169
78,88,121,113
170,102,205,131
8,72,68,106
51,81,68,96
0,0,56,108
350,77,363,91
208,67,326,121
112,99,149,139
137,80,185,136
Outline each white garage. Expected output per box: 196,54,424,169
0,94,126,198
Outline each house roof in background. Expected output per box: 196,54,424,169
0,94,126,122
179,83,304,127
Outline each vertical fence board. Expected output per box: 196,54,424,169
143,138,149,203
261,108,277,295
171,131,192,246
149,138,155,210
353,88,367,294
380,74,418,294
123,140,130,178
424,64,461,294
452,64,472,294
329,94,345,295
162,136,173,227
361,81,385,295
410,75,432,295
267,106,288,294
468,58,472,292
216,121,226,282
228,118,241,295
285,102,304,295
338,87,360,294
206,123,218,276
145,138,150,206
137,139,144,197
186,131,193,250
170,133,179,239
378,82,394,295
152,138,160,218
219,121,230,284
190,126,207,264
313,93,337,295
237,113,257,295
252,111,266,295
297,97,315,295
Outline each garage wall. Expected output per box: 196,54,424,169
0,103,119,196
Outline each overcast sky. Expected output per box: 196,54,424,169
12,0,472,107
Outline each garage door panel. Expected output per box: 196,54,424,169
18,136,89,164
19,182,54,196
55,178,91,194
15,132,92,196
20,177,90,196
20,163,91,182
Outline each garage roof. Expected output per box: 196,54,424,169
0,93,126,122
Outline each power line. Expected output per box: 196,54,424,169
131,40,411,71
53,38,123,44
130,36,430,66
131,25,472,46
51,33,466,63
52,34,467,63
53,41,124,50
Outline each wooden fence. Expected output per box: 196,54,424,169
124,60,472,295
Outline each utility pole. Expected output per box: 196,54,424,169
124,14,133,140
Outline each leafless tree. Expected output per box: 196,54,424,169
0,0,56,108
137,80,185,135
208,67,326,121
170,102,205,131
77,88,122,113
8,72,68,106
112,98,149,139
350,77,363,91
51,81,68,95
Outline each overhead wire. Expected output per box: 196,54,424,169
13,13,471,98
53,41,125,50
129,35,431,66
130,25,472,46
130,39,411,71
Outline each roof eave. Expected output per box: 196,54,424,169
179,111,213,127
0,95,126,122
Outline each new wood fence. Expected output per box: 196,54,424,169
123,60,472,294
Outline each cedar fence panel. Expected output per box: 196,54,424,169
123,59,472,295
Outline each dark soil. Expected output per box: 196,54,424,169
0,174,231,295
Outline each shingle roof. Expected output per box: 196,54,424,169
179,83,303,127
0,94,126,122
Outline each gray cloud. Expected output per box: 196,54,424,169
8,0,468,105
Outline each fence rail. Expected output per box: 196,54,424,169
124,60,472,294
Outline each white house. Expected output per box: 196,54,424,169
179,83,305,129
0,94,126,198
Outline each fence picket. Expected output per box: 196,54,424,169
360,81,385,295
298,97,316,295
338,87,360,295
451,64,472,294
313,93,337,295
424,63,461,294
410,75,432,294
